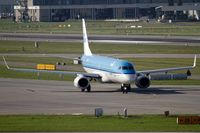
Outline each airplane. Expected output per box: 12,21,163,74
3,19,197,94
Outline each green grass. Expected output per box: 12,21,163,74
119,25,200,36
0,40,199,54
4,56,72,65
1,19,200,36
0,66,74,81
0,115,199,132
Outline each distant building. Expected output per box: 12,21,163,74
14,0,200,22
0,0,14,18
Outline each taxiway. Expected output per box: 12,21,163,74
0,78,199,115
0,33,200,45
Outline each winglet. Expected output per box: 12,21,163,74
2,56,10,69
193,55,197,68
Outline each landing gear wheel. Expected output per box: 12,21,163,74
81,89,85,92
86,85,91,92
126,87,129,94
121,86,123,92
123,87,128,94
121,84,131,94
127,84,131,92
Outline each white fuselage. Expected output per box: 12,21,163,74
83,67,136,84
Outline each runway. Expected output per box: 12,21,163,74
0,33,200,45
0,78,199,115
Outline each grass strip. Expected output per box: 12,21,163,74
0,115,199,132
0,40,199,54
0,66,74,81
4,56,73,65
1,19,200,36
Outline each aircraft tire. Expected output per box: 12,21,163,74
121,84,130,94
87,85,91,92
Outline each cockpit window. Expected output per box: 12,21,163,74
129,66,134,70
119,65,135,71
122,66,128,70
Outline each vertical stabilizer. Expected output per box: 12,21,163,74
82,19,92,56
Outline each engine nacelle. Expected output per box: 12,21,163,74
74,75,90,89
135,75,150,88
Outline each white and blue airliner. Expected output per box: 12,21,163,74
3,19,196,93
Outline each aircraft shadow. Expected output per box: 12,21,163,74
51,87,184,95
51,89,121,93
131,87,184,95
88,89,121,93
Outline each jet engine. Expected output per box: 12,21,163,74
135,75,150,88
74,75,90,89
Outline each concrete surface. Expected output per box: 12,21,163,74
0,33,200,45
0,78,199,115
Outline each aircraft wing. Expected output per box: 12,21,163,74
2,56,101,79
137,55,197,75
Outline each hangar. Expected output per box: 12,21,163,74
14,0,200,22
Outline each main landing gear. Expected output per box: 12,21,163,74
81,85,91,92
121,84,131,94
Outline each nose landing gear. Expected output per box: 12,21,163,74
121,84,131,94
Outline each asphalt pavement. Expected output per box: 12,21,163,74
0,33,200,45
0,78,200,115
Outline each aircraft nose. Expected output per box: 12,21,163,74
123,74,136,83
129,74,136,81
